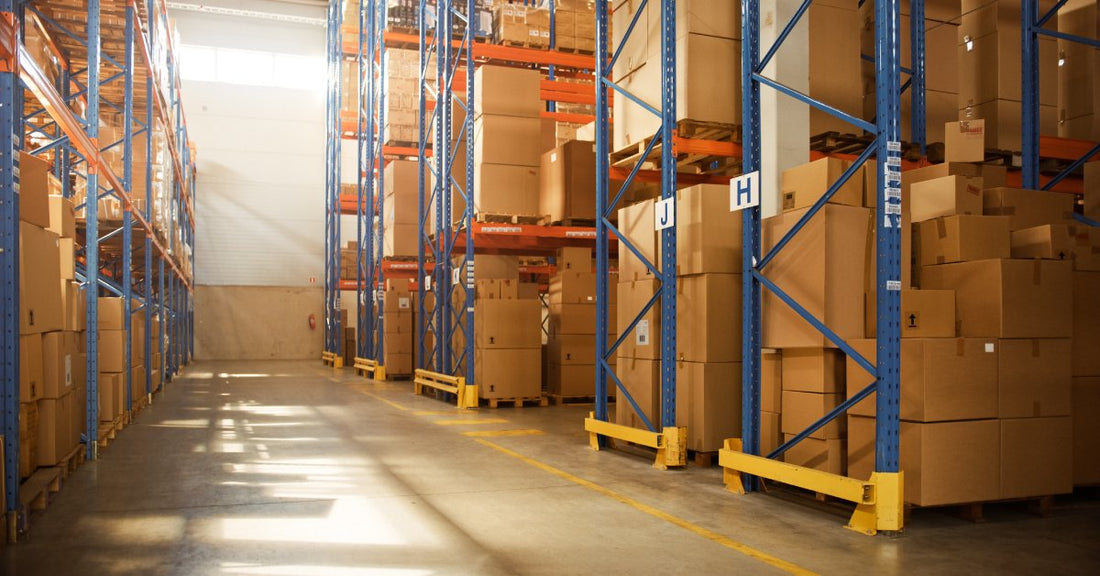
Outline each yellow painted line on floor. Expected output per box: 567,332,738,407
357,391,410,412
433,418,509,426
474,438,817,576
413,410,467,416
461,429,544,438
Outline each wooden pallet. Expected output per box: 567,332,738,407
609,121,742,176
483,396,548,409
546,394,614,405
56,444,86,480
96,415,124,450
18,467,61,516
547,217,596,228
475,212,549,225
690,450,719,468
498,40,550,51
906,495,1058,523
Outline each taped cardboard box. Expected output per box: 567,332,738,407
677,184,742,276
1010,223,1076,261
960,99,1058,152
616,279,661,359
675,361,742,453
780,158,864,213
474,299,541,349
558,247,592,272
983,187,1076,232
846,338,998,421
383,223,418,258
917,215,1011,266
1072,271,1100,377
944,120,985,163
762,351,782,413
900,161,1006,200
910,175,984,223
18,151,53,228
476,348,542,399
20,334,44,403
781,390,845,439
866,289,956,339
901,419,1001,506
783,435,846,475
613,357,660,430
539,141,596,223
475,163,540,217
997,338,1072,418
957,30,1057,108
547,363,596,397
1000,416,1073,499
41,331,76,400
474,114,542,167
19,223,63,335
676,274,742,363
97,330,127,374
922,259,1072,338
781,348,845,394
549,271,596,304
547,334,596,365
1072,377,1100,485
548,303,596,335
474,65,541,118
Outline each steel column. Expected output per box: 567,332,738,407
1021,0,1039,189
122,5,135,411
84,0,102,459
593,0,610,424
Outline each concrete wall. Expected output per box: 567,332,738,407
195,285,324,360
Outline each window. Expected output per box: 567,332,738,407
180,44,324,93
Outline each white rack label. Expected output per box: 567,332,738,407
885,187,901,200
886,280,902,291
452,268,460,286
887,141,902,152
886,156,901,167
636,320,650,346
654,197,675,230
885,203,901,215
729,171,761,212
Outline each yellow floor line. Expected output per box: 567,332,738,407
434,418,509,426
413,410,467,416
461,429,544,438
474,438,817,576
357,391,410,412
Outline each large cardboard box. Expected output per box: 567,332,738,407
549,303,596,336
18,151,53,228
20,333,44,402
1000,417,1073,499
675,361,740,453
909,175,984,223
1072,377,1100,485
761,351,782,413
475,348,541,399
1073,271,1100,376
19,223,63,334
867,289,956,339
469,254,521,281
98,297,126,331
1087,163,1100,222
847,415,875,480
901,162,1006,199
41,331,76,399
474,115,542,167
47,195,76,238
61,280,86,332
36,393,73,467
780,158,864,213
958,31,1057,108
383,351,413,376
475,163,540,217
960,99,1058,152
677,184,742,276
808,4,861,136
97,329,127,373
783,435,846,475
847,338,998,421
761,411,782,455
781,348,844,394
547,334,595,365
781,391,844,439
900,419,1001,506
997,339,1072,418
539,141,596,223
97,372,125,422
614,357,660,430
1010,224,1075,261
547,363,596,397
762,205,871,348
982,187,1075,232
19,402,38,478
549,271,596,304
922,259,1072,338
917,215,1011,266
944,120,985,163
618,199,658,282
383,311,413,334
617,279,661,359
676,274,742,363
383,222,417,258
474,65,541,118
475,299,541,349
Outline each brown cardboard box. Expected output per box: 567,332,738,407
540,141,596,223
474,115,542,167
1010,224,1075,260
618,199,658,282
1086,162,1100,222
614,357,660,429
847,338,998,421
383,351,413,376
383,311,413,334
960,99,1058,153
98,297,126,331
1072,377,1100,485
677,184,742,276
922,259,1072,338
901,162,1006,200
558,247,592,272
19,222,63,334
47,195,76,238
762,205,871,348
676,274,742,363
1000,417,1073,499
847,415,875,480
761,411,782,455
547,334,595,365
675,361,742,453
98,372,125,422
518,282,540,300
781,348,845,394
384,292,414,312
958,30,1058,108
901,419,1000,506
383,160,420,224
762,351,782,413
383,330,413,356
783,435,846,475
98,330,126,373
808,4,861,136
617,279,661,359
36,393,73,467
781,391,844,439
61,280,85,332
19,402,39,478
475,163,540,216
20,333,44,402
18,151,53,228
780,158,864,213
469,254,520,281
475,299,541,349
917,215,1011,266
549,271,596,304
1071,226,1100,271
58,237,75,281
549,303,596,335
1073,271,1100,376
475,348,541,399
383,223,417,258
910,175,984,223
547,363,595,397
474,65,541,118
982,187,1075,232
944,120,985,163
868,289,957,339
41,331,76,399
130,365,144,410
997,339,1072,418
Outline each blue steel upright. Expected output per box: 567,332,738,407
372,0,388,365
357,0,370,360
144,0,155,397
460,0,475,388
592,0,609,424
909,0,925,156
437,0,452,376
85,0,103,459
416,0,436,372
740,0,762,490
123,4,135,411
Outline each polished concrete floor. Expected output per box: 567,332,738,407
3,360,1099,575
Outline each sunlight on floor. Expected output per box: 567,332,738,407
220,564,433,576
219,496,408,546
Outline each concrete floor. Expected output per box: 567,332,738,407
3,360,1099,575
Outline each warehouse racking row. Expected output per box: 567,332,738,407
1,0,195,537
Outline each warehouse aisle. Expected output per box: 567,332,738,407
3,360,1099,575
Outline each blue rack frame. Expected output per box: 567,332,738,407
323,0,344,366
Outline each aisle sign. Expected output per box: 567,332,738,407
730,171,760,211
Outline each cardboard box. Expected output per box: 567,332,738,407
547,334,595,365
19,402,38,478
36,393,73,467
20,333,44,402
675,361,742,453
547,363,596,397
676,274,742,363
475,163,540,217
847,415,875,480
618,199,658,282
1073,271,1100,376
944,120,985,162
549,271,596,304
474,299,541,349
58,237,75,281
383,222,417,258
474,114,542,167
41,331,76,399
922,259,1072,338
61,280,86,332
808,4,861,136
1072,377,1100,485
19,222,63,334
901,162,1006,200
614,357,660,430
960,99,1058,152
1071,226,1100,271
1010,224,1075,261
474,65,541,118
97,330,126,373
958,30,1058,108
917,215,1011,266
47,195,75,238
677,184,743,276
475,348,541,399
383,329,413,356
549,303,596,336
383,351,413,376
1000,417,1073,499
780,158,864,213
982,187,1075,232
98,372,125,422
98,297,126,331
868,289,957,339
781,391,844,439
617,279,661,359
761,411,782,455
384,292,414,312
910,175,984,223
901,419,1001,506
468,254,520,281
762,205,871,348
783,435,845,475
1086,163,1100,222
997,339,1072,418
557,247,592,272
384,310,413,334
761,351,782,413
18,151,53,228
847,338,998,421
781,348,845,394
539,141,596,223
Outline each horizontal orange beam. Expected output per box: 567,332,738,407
343,30,597,70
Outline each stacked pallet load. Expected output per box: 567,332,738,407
552,0,596,53
1075,164,1100,486
340,241,358,282
545,247,615,400
473,65,543,221
494,0,550,48
1057,0,1100,139
540,140,596,226
383,160,420,257
382,279,415,377
382,49,429,145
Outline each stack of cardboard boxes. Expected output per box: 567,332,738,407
807,1,861,136
473,65,543,218
552,0,597,53
382,48,430,145
383,160,419,257
493,1,551,48
546,247,611,398
540,140,596,225
1057,0,1099,139
340,241,358,282
382,279,415,376
1073,164,1100,486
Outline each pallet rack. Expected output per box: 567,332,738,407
1,0,195,536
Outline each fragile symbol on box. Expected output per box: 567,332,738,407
636,319,650,346
906,311,919,328
729,171,760,212
654,197,675,231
